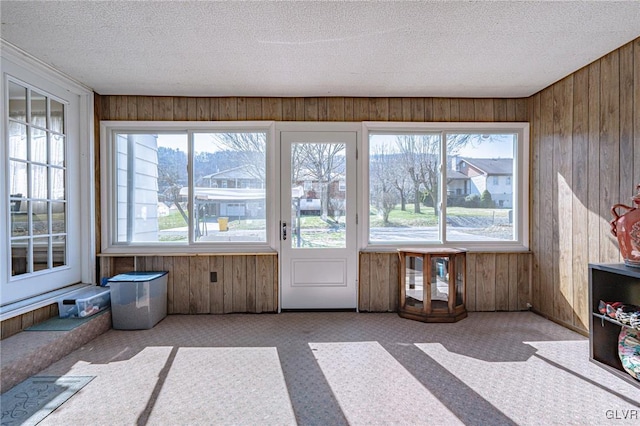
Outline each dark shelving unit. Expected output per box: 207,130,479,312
589,263,640,387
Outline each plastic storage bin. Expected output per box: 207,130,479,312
108,271,168,330
58,286,111,318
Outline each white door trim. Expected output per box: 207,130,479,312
276,123,361,310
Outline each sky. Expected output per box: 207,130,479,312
157,132,516,159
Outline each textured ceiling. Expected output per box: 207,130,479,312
1,1,639,98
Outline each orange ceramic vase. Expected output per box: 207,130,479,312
610,184,640,268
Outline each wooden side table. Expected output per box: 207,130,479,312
397,248,467,323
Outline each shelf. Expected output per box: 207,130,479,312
592,312,639,330
589,263,640,388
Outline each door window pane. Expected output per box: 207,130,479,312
31,127,47,163
51,134,65,166
291,143,346,248
50,99,64,133
7,81,68,275
9,122,27,160
8,81,26,120
30,90,47,127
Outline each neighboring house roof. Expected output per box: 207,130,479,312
447,169,468,180
180,187,265,201
200,165,261,181
460,158,512,175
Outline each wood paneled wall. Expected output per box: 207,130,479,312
359,252,531,312
529,37,640,332
99,255,278,314
97,96,529,123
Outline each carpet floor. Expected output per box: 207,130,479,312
9,311,640,425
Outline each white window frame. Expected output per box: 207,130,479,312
1,41,94,307
100,121,277,254
361,121,529,252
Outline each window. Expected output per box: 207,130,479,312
363,122,529,250
2,46,93,306
101,122,273,252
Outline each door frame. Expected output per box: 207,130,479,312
275,122,361,311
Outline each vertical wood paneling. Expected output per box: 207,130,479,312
163,256,174,314
370,253,390,311
530,93,541,310
370,98,389,121
172,256,190,313
465,252,476,311
305,98,319,121
173,97,188,120
359,253,371,312
588,61,602,267
219,98,237,120
317,97,328,121
245,98,262,120
553,76,573,324
262,98,282,121
494,253,509,311
353,98,369,121
494,99,507,122
388,98,403,121
475,253,496,311
232,255,247,312
209,98,220,120
539,88,554,317
433,98,450,122
388,251,399,311
600,51,621,263
474,99,494,121
410,98,425,121
126,96,137,120
210,256,225,314
327,98,345,121
189,256,209,314
196,98,210,120
572,67,590,330
517,254,531,310
458,98,475,121
223,256,234,313
282,98,296,121
246,255,257,313
153,97,173,120
508,253,519,311
619,43,634,201
256,255,275,312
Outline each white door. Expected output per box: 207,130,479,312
280,131,357,309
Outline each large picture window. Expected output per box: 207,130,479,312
363,122,529,250
101,122,273,252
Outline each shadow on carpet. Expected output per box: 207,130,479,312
1,376,94,425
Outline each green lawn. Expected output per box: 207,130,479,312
370,204,509,227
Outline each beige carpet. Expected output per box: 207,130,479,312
15,312,640,425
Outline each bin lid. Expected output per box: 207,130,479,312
107,271,168,282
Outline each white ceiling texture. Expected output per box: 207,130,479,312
1,1,640,98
